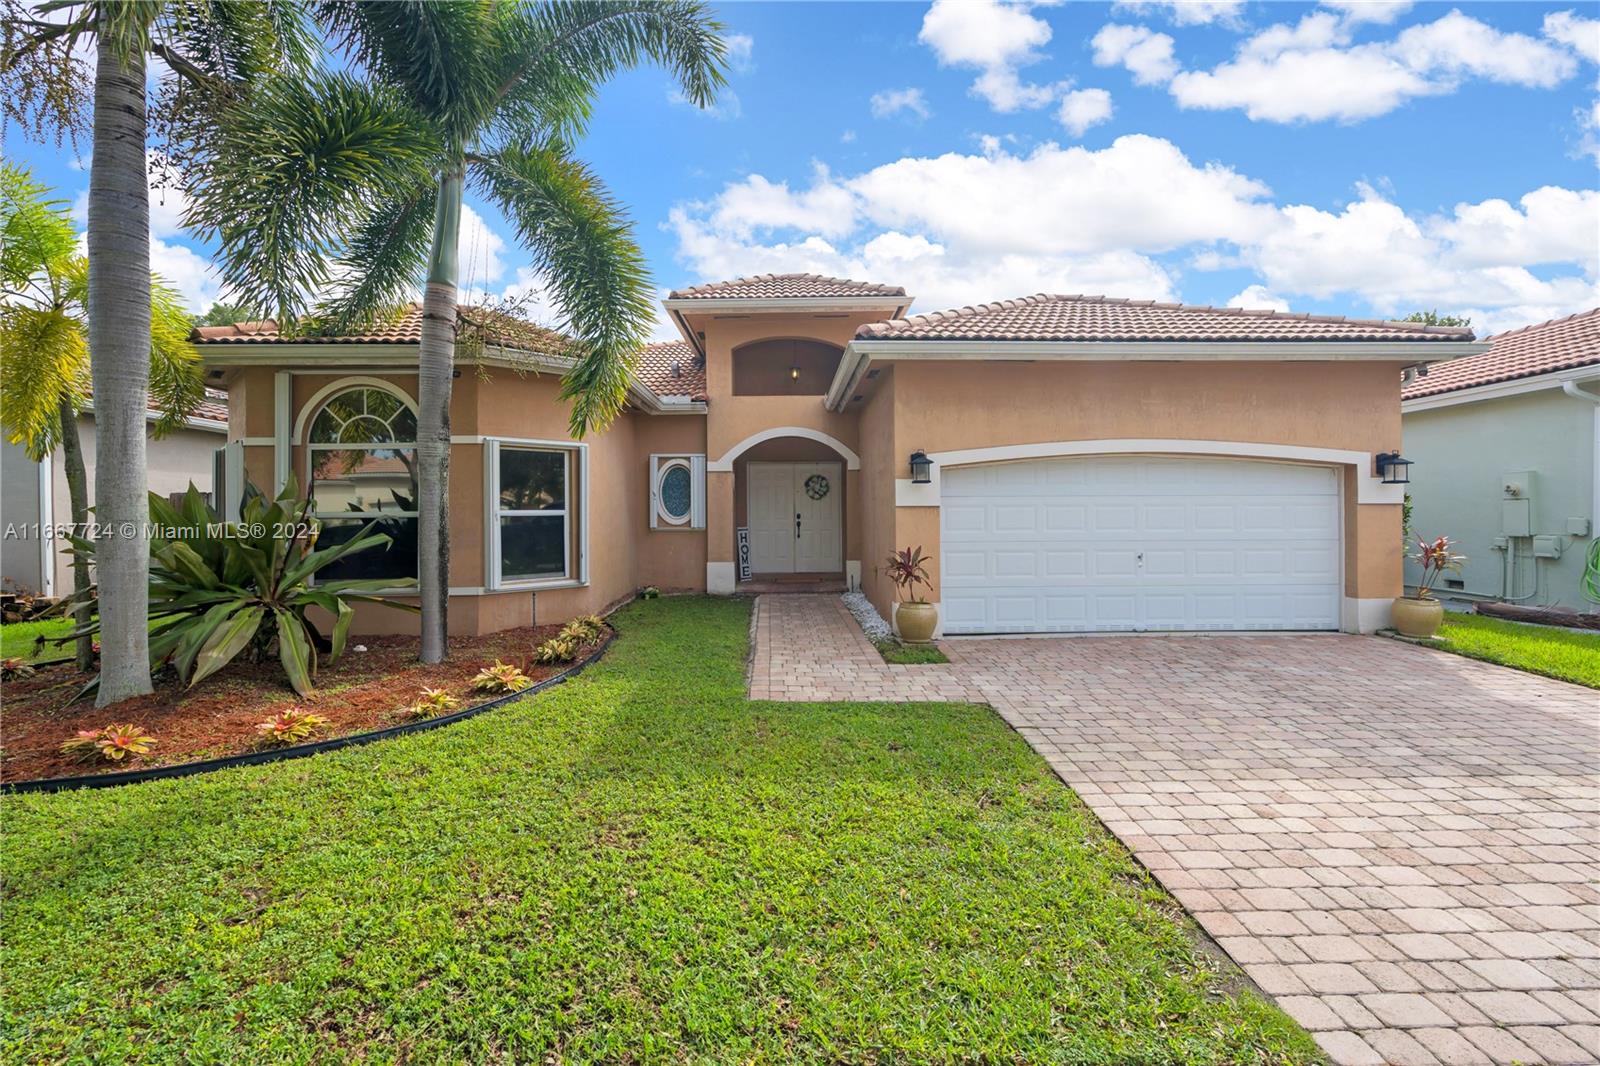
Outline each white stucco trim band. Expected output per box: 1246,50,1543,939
1342,597,1393,634
707,561,737,595
709,427,862,471
1402,367,1600,412
892,439,1403,505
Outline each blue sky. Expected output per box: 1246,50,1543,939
14,0,1599,339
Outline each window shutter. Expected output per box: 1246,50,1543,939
690,454,706,529
648,455,661,530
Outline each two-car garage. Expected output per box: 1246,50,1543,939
939,455,1342,634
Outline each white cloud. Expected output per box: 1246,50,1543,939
666,137,1598,337
1164,10,1582,123
841,129,857,143
1543,10,1600,67
457,204,508,290
919,0,1064,112
1320,1,1412,26
1226,285,1291,312
870,87,931,120
668,87,742,119
150,238,223,313
724,33,755,73
1114,1,1245,27
1057,88,1114,136
1092,24,1180,86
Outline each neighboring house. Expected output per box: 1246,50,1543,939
196,275,1484,638
0,389,229,597
1401,308,1600,610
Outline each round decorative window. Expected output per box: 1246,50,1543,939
660,464,692,520
804,474,830,500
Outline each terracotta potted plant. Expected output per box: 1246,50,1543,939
882,545,937,644
1394,535,1465,638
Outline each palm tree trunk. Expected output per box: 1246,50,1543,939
56,398,94,673
416,167,463,663
87,34,154,705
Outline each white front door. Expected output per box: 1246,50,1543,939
941,456,1341,633
747,461,842,574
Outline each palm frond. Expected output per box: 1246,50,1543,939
317,181,436,331
0,302,87,460
492,0,728,141
471,140,654,437
185,71,440,327
314,0,499,135
0,161,78,293
147,274,208,438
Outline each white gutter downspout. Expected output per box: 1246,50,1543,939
1562,379,1600,532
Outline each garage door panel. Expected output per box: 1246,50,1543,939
941,457,1340,634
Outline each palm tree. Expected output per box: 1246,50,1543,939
0,163,206,673
189,1,727,662
2,0,312,704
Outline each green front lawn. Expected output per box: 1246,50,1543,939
1431,610,1600,688
2,597,1318,1064
0,616,71,661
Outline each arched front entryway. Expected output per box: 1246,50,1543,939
706,427,861,593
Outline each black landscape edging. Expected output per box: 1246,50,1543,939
2,630,615,796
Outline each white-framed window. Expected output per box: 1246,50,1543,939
650,454,705,530
486,438,588,589
305,386,418,583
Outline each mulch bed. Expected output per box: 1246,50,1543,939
1,624,605,785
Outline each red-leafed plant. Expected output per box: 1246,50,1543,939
881,546,932,603
1409,535,1466,600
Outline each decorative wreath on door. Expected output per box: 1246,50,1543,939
804,474,830,500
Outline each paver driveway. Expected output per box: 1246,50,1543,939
750,594,1600,1066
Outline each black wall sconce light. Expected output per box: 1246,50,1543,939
909,449,933,484
1375,451,1412,484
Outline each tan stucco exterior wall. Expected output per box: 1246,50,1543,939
224,363,708,637
859,359,1409,626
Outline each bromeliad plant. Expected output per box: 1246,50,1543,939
60,723,155,763
255,709,329,746
409,687,462,719
58,479,417,700
470,660,533,694
1409,535,1467,600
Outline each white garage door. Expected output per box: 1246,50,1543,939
940,456,1340,634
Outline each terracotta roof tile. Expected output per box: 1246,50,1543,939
634,340,706,401
668,273,906,300
191,303,572,354
82,386,228,424
1402,308,1600,399
856,294,1476,343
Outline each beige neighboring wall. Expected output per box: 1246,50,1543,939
49,415,223,594
858,359,1408,626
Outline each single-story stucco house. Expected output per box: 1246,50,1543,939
1402,308,1600,610
195,274,1486,637
0,389,229,598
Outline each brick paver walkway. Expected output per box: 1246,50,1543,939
749,594,1600,1066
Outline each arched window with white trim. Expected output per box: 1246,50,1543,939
306,386,418,582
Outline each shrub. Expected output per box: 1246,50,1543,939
533,635,580,664
60,723,155,763
470,660,532,694
58,479,417,700
559,615,605,646
2,657,35,681
641,585,660,599
254,709,329,746
409,687,462,719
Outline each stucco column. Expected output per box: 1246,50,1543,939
891,504,941,637
1341,466,1404,633
706,469,735,593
